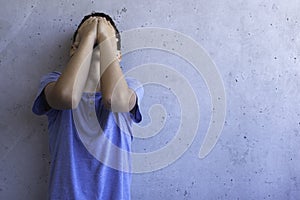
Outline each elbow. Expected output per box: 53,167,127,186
59,89,80,110
45,83,80,110
103,94,132,112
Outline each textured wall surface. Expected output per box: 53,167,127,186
1,0,300,199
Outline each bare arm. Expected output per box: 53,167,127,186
44,17,98,110
98,18,136,112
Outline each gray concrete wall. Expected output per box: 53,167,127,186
0,0,299,199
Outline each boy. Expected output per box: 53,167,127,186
32,12,143,200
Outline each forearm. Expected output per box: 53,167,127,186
100,39,135,112
54,36,95,107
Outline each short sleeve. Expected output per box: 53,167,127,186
32,71,61,115
126,77,144,123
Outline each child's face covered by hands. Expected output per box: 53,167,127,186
70,17,119,58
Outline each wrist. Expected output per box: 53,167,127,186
80,34,96,46
81,32,97,46
98,34,116,44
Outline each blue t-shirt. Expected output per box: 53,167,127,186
32,71,143,200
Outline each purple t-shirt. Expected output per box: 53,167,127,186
32,71,143,200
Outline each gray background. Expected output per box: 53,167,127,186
1,0,300,199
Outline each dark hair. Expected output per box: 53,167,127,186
73,12,121,50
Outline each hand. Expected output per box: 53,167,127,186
77,17,98,44
97,17,118,48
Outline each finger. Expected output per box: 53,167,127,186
99,17,106,24
86,17,94,25
106,20,115,32
97,18,103,31
99,17,107,26
104,18,109,25
106,19,112,26
83,17,95,26
83,17,92,25
79,19,90,30
91,17,97,23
